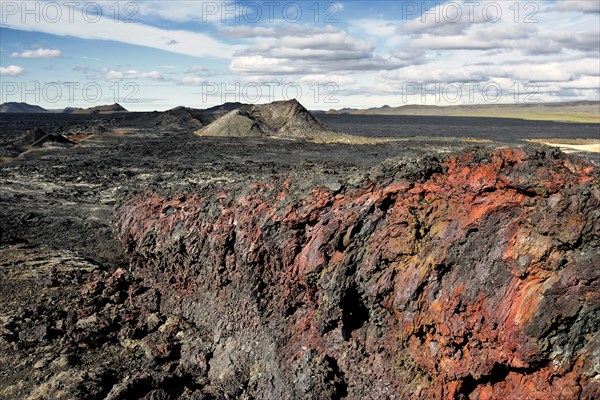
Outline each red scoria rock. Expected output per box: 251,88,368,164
115,147,600,399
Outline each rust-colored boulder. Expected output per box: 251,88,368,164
115,147,600,399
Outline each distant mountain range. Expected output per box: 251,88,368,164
0,102,49,113
322,101,600,123
0,102,129,114
2,100,599,123
0,102,247,115
326,100,600,114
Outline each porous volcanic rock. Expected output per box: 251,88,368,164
115,147,600,399
197,99,332,138
145,107,204,129
17,128,75,147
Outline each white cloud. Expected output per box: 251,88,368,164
340,0,600,104
235,31,374,61
181,76,206,85
0,65,25,76
135,0,236,23
382,56,600,84
180,74,281,86
220,25,339,39
373,1,600,56
230,29,406,75
1,3,238,58
104,69,163,80
553,0,600,13
11,48,62,58
219,26,280,38
382,64,493,83
230,56,303,74
502,59,600,82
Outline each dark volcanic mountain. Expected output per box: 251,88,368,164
71,103,128,115
0,102,48,113
198,99,332,138
201,102,246,115
121,106,215,131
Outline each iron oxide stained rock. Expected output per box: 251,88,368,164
115,147,600,399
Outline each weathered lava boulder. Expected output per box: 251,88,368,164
17,128,75,147
197,99,332,138
115,147,600,399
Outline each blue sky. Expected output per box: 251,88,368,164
1,0,599,110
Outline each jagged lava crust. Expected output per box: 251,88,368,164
115,147,600,399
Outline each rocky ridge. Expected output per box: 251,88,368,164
115,147,600,399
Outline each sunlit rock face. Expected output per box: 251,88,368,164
197,99,332,138
116,147,600,399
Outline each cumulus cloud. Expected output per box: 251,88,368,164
407,25,599,55
220,25,339,39
553,0,600,13
239,31,373,60
104,69,163,80
353,1,599,56
180,76,206,85
181,75,282,86
382,56,599,84
373,51,600,106
382,65,493,83
230,29,407,75
11,48,62,58
0,65,25,76
230,56,303,74
220,26,280,38
2,0,599,106
340,0,599,105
